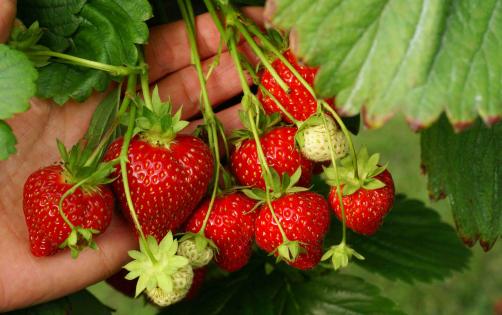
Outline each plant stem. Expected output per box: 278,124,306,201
119,105,157,263
320,114,347,244
139,52,153,112
233,21,291,94
58,178,91,230
26,50,142,76
179,0,223,235
321,101,359,179
84,75,137,168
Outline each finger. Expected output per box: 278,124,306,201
0,214,136,312
146,12,222,82
183,103,242,135
156,51,252,120
146,8,264,82
0,0,16,43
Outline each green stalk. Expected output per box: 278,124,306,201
179,0,222,236
57,177,91,230
320,114,347,244
321,101,358,179
26,50,142,76
138,51,153,111
226,31,289,243
233,21,291,94
119,105,157,263
84,75,138,168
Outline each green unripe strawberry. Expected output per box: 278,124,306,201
297,115,348,162
146,265,194,306
177,238,214,268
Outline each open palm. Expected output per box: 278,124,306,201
0,2,261,311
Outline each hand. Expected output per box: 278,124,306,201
0,2,262,311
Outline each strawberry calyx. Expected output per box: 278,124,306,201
133,86,189,148
55,140,117,257
323,147,388,196
273,240,306,263
124,231,191,298
321,242,364,270
230,95,282,148
59,227,100,259
177,232,217,268
242,167,308,203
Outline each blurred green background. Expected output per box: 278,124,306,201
88,116,502,315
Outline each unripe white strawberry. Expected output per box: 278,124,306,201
146,264,194,306
299,116,348,162
177,238,213,268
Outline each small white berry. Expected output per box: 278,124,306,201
177,238,214,268
146,265,194,307
300,116,348,162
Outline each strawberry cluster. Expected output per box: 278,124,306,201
20,4,396,308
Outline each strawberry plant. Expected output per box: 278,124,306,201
1,0,501,314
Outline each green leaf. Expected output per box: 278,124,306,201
0,121,17,160
162,261,403,315
421,115,502,250
18,0,152,104
270,0,502,129
7,290,112,315
327,195,472,283
0,44,37,120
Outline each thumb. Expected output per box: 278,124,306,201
0,0,16,43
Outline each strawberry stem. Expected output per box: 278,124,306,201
321,101,359,180
227,31,290,245
84,75,137,168
233,21,291,94
320,113,347,244
139,52,154,112
25,50,143,76
119,104,157,264
259,85,300,126
178,0,224,237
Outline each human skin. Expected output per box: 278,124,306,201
0,1,262,311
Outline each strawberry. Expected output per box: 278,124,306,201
296,114,348,162
184,192,258,272
104,89,213,241
231,126,313,189
325,148,395,235
23,140,115,257
185,267,206,300
257,49,334,123
254,191,330,270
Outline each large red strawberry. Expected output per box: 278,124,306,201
184,193,258,272
325,148,395,235
254,191,330,270
23,163,114,257
257,49,334,123
104,89,213,241
231,126,313,189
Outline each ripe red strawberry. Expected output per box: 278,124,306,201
185,267,207,300
288,244,323,270
185,193,258,272
23,165,113,256
105,134,213,241
329,168,394,235
325,148,395,236
230,126,313,189
257,49,334,123
254,191,330,270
